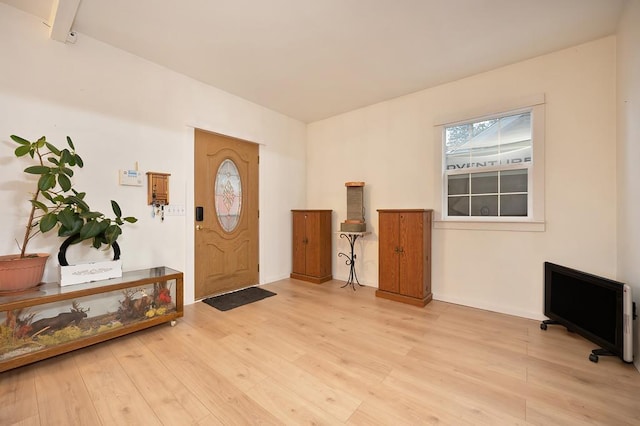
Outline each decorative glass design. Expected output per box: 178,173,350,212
214,159,242,232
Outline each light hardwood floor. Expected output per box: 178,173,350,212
2,278,640,425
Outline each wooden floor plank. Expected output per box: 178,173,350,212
219,332,362,422
109,333,212,424
0,365,39,425
73,344,163,425
245,379,346,425
136,322,281,424
33,354,102,426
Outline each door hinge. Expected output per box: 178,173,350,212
257,264,260,272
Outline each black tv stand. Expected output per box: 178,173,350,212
539,319,559,330
541,320,622,363
589,348,616,363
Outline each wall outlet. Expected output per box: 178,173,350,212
119,170,143,186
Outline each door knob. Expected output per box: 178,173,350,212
196,225,202,231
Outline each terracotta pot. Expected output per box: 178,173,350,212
0,253,49,294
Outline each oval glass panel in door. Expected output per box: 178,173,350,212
214,159,242,232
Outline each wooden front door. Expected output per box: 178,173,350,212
194,129,259,300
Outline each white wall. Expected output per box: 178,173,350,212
616,0,640,370
0,4,306,304
308,37,617,320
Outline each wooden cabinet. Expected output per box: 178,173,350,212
0,267,183,372
376,209,432,306
291,210,332,283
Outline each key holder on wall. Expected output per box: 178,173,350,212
147,172,171,222
152,197,165,221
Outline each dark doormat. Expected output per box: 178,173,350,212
202,286,276,311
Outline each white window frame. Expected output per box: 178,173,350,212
433,95,545,232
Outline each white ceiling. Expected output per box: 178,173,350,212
1,0,628,123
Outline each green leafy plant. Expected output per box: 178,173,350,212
11,134,137,258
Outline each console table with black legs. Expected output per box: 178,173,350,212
337,231,371,290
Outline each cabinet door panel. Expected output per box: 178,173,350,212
292,212,306,274
399,212,424,298
378,212,400,292
304,212,322,276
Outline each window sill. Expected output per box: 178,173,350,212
433,220,545,232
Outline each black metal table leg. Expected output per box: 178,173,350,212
338,233,364,290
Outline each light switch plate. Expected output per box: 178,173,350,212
165,205,185,216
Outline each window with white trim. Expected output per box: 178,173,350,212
442,106,543,223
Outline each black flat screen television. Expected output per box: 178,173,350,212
543,261,633,363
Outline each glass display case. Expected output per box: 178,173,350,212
0,266,183,372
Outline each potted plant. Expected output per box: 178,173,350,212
0,135,137,293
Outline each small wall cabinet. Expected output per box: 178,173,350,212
376,209,433,306
147,172,171,205
0,267,183,372
291,210,332,284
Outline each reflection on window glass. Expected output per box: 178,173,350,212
448,174,469,195
215,159,242,232
445,112,531,171
500,194,527,216
471,195,498,216
446,169,528,217
471,172,498,194
501,169,528,193
448,196,469,216
444,109,536,219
